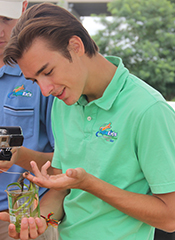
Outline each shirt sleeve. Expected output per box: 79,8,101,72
136,101,175,194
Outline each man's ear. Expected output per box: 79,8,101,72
22,0,28,14
68,36,85,56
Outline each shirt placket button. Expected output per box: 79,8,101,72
87,116,92,121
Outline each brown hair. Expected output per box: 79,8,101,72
3,2,98,65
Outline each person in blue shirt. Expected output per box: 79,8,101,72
0,1,58,240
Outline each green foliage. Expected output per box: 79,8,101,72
92,0,175,100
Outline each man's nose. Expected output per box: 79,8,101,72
39,82,54,97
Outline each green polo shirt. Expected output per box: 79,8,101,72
51,56,175,240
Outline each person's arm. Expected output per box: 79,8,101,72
25,161,175,233
39,168,69,223
80,171,175,232
0,146,53,174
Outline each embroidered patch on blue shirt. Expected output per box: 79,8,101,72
8,85,32,99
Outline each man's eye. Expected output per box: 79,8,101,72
3,17,13,21
0,17,12,23
45,69,53,76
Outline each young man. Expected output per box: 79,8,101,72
0,1,59,240
2,3,175,240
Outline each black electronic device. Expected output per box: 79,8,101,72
0,127,24,161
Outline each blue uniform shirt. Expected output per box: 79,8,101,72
0,64,54,211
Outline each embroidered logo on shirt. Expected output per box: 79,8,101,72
8,85,32,99
96,122,118,142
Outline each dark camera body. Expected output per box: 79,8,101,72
0,127,24,161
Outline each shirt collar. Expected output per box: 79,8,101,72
0,64,23,78
77,56,129,110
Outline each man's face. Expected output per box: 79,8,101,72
0,17,18,56
18,38,89,106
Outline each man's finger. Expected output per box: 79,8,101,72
35,217,47,235
19,218,30,240
30,161,42,177
8,223,20,239
66,168,77,178
0,212,10,222
0,160,12,171
40,160,51,176
28,217,39,239
23,172,35,182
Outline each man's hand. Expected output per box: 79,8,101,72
0,147,19,172
0,211,47,240
0,147,54,174
24,161,89,191
8,217,46,240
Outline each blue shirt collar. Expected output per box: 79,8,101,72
0,64,22,78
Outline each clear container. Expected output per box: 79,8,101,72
6,183,40,233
